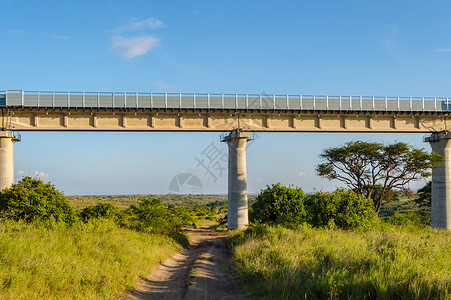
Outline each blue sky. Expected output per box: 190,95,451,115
1,1,450,195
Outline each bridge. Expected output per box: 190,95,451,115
1,90,450,230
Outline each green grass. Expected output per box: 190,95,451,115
0,220,183,299
228,224,451,299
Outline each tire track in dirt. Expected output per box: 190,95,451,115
127,229,245,300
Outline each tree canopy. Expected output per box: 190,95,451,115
316,141,443,213
0,176,76,224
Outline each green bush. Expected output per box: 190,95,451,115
80,202,122,222
383,211,425,226
126,197,192,235
306,189,377,230
0,177,76,224
251,184,377,230
251,183,307,226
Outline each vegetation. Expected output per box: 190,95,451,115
379,195,431,223
251,184,377,230
69,194,229,230
415,181,432,208
1,166,446,299
382,211,425,227
251,183,307,226
67,194,250,211
228,224,451,299
316,141,443,213
80,202,121,221
0,179,224,299
0,177,76,224
305,189,377,230
0,219,181,299
125,197,193,235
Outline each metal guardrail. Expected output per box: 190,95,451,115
0,90,450,112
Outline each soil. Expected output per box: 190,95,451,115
126,229,246,300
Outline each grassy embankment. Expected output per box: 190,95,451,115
0,194,234,299
228,224,451,299
0,220,182,299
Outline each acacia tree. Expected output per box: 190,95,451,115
316,141,443,213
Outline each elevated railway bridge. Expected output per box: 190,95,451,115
1,90,450,229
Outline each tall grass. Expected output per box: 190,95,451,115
228,224,451,299
0,220,182,299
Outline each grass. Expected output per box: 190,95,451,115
228,224,451,299
0,220,183,299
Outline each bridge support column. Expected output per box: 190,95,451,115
222,129,252,230
426,131,451,230
0,131,16,191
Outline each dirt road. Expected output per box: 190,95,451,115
127,229,245,300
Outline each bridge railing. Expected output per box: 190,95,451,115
0,90,449,112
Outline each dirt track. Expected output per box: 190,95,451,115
127,229,245,300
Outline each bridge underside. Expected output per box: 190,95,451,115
4,108,449,132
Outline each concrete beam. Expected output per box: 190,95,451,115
222,129,251,230
427,131,451,230
7,109,450,132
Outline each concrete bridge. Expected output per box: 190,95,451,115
1,90,451,230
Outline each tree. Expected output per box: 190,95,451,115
316,141,443,213
414,181,431,208
0,176,76,224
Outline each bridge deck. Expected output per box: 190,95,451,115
1,91,449,132
1,90,450,112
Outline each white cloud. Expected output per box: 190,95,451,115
34,171,49,178
298,171,307,177
435,48,451,53
16,170,27,175
115,18,165,33
154,80,177,92
5,29,26,35
111,35,160,59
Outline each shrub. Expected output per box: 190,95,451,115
80,202,122,222
306,189,377,230
126,197,192,235
0,177,76,224
251,183,307,226
251,184,377,230
383,211,425,226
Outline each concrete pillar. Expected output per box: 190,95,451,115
222,129,251,230
426,131,451,230
0,131,16,190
